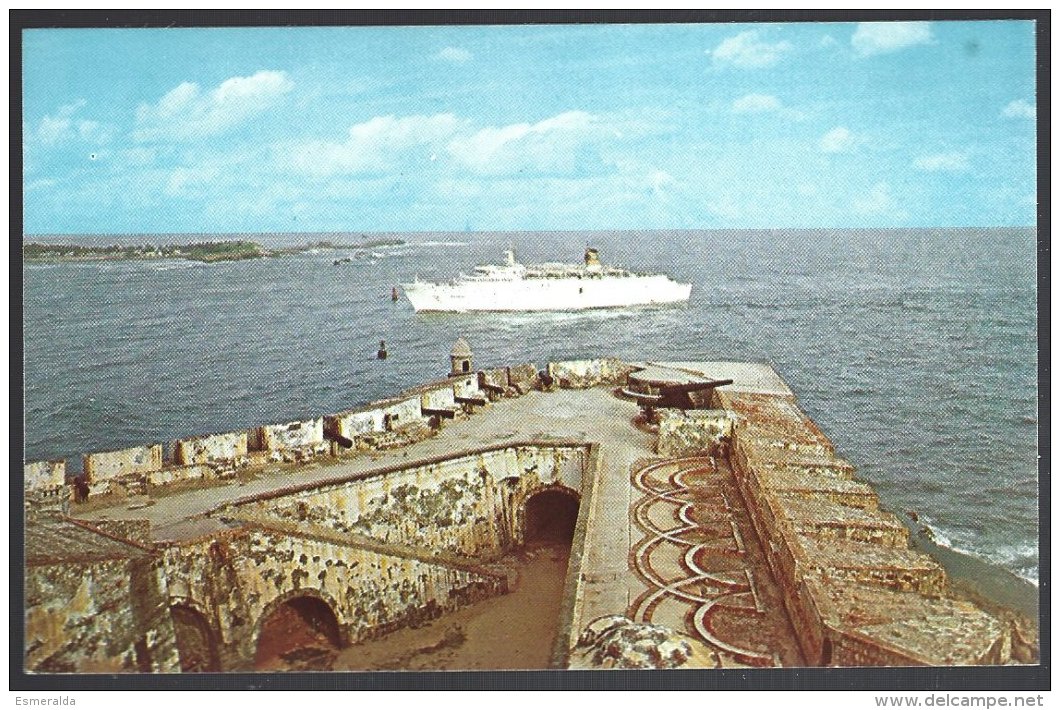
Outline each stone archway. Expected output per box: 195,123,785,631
524,487,580,545
254,591,343,671
170,602,221,672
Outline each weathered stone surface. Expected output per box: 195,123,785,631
160,524,507,669
83,445,163,483
419,385,457,413
718,386,1012,666
568,615,719,669
89,519,154,545
148,464,212,489
174,431,249,467
507,363,538,393
451,374,481,398
807,576,1009,666
25,360,1024,673
478,368,509,399
25,460,66,495
25,518,180,673
656,409,735,457
265,442,331,465
547,358,635,389
326,396,425,445
255,418,325,451
232,444,587,558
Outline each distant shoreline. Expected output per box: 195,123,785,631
22,238,405,264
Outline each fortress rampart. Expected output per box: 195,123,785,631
22,355,1034,673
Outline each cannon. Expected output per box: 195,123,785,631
625,378,734,412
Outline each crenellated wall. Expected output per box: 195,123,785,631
254,417,324,450
251,418,329,463
418,383,458,413
22,357,1021,673
26,361,552,503
451,373,484,402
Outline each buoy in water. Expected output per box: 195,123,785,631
377,340,388,360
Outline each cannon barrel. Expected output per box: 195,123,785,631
656,378,734,395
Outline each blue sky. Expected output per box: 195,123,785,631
23,21,1037,234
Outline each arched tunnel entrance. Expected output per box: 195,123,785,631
524,488,580,545
170,604,221,672
254,594,343,671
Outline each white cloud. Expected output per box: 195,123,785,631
135,70,294,141
819,126,857,153
436,46,472,63
851,22,933,57
286,113,462,176
710,30,793,68
731,93,782,114
282,109,628,179
648,169,676,196
447,110,601,175
34,99,113,146
165,165,221,197
853,182,906,218
1002,99,1036,119
914,151,970,172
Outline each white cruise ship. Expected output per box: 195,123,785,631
402,248,692,313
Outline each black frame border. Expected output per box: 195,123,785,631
9,7,1050,692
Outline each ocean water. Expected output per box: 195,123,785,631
21,228,1040,583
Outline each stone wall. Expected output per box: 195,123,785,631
83,444,163,482
478,368,510,398
25,460,66,495
160,525,508,669
28,361,543,502
253,418,329,463
82,445,164,497
656,409,735,457
173,431,249,468
547,358,636,389
327,396,426,440
418,384,457,413
147,464,214,489
719,388,1008,666
225,443,588,559
451,374,484,400
255,418,324,450
24,520,179,673
507,363,538,393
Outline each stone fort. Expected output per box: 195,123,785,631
23,342,1037,673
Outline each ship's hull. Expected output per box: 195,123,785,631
403,275,692,312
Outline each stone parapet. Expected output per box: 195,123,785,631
656,408,735,457
548,358,635,389
719,387,1011,666
173,431,249,468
